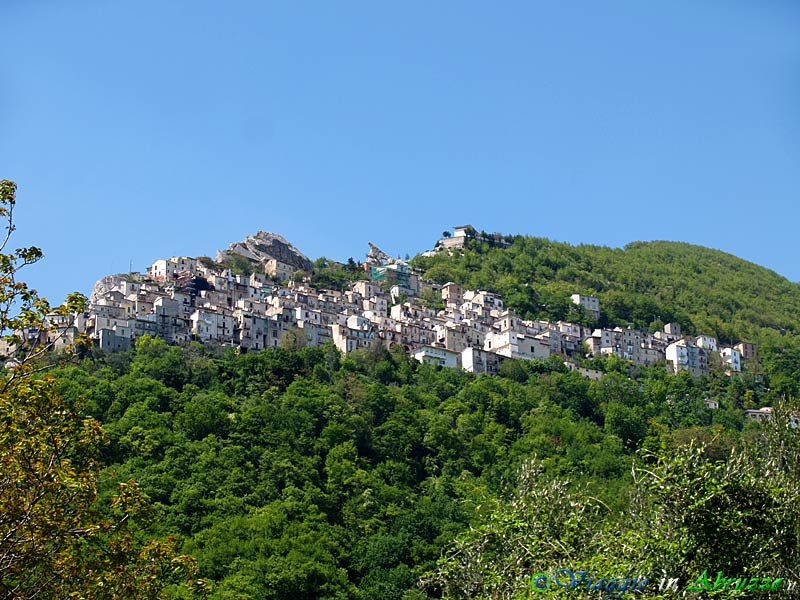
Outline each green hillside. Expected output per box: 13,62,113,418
413,236,800,338
47,337,799,599
412,235,800,396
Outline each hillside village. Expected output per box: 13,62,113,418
25,225,764,397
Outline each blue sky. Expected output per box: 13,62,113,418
2,1,799,304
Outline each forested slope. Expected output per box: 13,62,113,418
51,333,798,599
412,236,800,396
413,237,800,338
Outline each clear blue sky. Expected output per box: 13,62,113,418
2,1,799,304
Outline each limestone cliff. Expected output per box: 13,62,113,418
215,231,313,272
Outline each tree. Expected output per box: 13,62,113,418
419,459,601,599
280,325,308,352
0,180,208,599
421,432,800,600
616,420,800,590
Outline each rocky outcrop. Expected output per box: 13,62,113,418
90,274,139,303
215,231,313,272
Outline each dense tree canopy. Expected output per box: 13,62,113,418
44,333,796,599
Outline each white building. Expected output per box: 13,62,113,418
331,322,374,354
190,309,234,343
461,347,506,375
570,294,601,321
744,407,772,422
720,347,742,373
564,361,604,381
695,335,719,352
666,339,708,377
265,258,296,282
413,345,460,369
484,330,550,361
149,259,177,281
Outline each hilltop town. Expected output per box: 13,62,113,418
25,225,761,392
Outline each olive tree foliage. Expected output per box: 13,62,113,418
0,180,208,599
418,458,604,600
614,400,800,592
420,402,800,600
